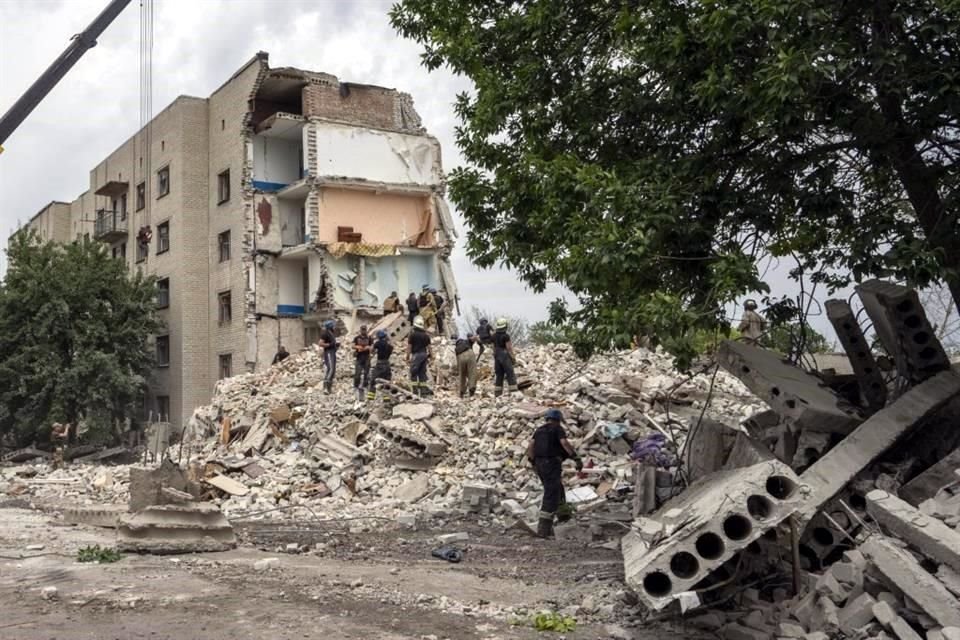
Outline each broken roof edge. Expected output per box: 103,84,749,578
209,51,270,98
307,116,438,142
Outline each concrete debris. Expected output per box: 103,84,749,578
866,489,960,573
116,502,237,554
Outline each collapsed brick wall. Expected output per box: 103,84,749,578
302,79,420,133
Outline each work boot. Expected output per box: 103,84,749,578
469,387,476,397
324,380,332,394
421,386,434,397
494,386,503,398
508,385,519,393
537,512,555,539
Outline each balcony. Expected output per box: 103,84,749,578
94,209,128,242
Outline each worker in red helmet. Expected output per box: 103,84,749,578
526,408,582,539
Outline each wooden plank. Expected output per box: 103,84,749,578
204,473,249,496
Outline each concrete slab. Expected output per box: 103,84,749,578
717,341,862,435
825,299,887,412
861,536,960,628
856,281,951,385
866,490,960,573
116,502,237,554
623,459,807,610
797,369,960,523
900,447,960,507
60,505,127,528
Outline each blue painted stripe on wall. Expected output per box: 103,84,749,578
252,180,289,192
277,305,305,315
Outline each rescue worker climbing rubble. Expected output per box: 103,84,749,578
353,325,372,406
407,315,433,396
527,408,582,539
492,317,518,396
368,329,393,401
737,299,767,345
455,333,478,398
475,317,493,360
318,319,338,394
419,285,437,330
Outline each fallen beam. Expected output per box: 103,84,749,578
866,489,960,573
900,446,960,507
797,369,960,523
825,299,887,412
860,535,960,628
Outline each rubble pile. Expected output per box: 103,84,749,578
183,341,764,526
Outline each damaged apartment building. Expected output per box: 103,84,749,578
13,51,458,427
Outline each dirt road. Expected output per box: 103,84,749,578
0,502,700,639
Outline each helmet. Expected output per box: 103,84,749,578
744,299,758,310
376,330,387,339
359,324,368,333
479,318,488,325
430,288,437,294
422,284,429,291
324,320,335,329
545,408,564,422
495,317,508,330
467,332,475,339
413,316,425,329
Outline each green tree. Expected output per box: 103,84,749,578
765,323,832,357
462,305,530,345
0,231,161,446
529,320,575,345
391,0,960,368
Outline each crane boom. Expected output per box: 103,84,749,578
0,0,133,153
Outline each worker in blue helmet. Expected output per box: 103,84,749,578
526,408,582,539
368,329,394,401
318,319,338,394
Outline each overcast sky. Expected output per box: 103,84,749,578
0,0,844,340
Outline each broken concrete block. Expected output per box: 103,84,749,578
874,601,925,640
804,633,830,640
461,482,498,514
831,561,864,586
811,596,841,634
778,621,807,638
128,458,200,512
394,474,430,503
797,369,960,523
623,459,806,610
866,490,960,573
717,341,862,435
816,571,849,603
856,281,952,385
392,402,434,421
941,628,960,640
436,532,469,545
722,623,771,640
682,418,736,482
40,586,58,600
839,592,878,636
723,431,775,470
862,536,960,628
900,447,960,507
826,298,888,412
117,502,236,554
60,505,127,528
936,565,960,598
254,557,280,571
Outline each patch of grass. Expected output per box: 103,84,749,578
77,545,122,563
526,611,577,633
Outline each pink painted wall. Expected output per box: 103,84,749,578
315,188,435,247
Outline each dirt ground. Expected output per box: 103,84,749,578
0,499,705,640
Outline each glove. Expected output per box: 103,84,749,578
574,457,584,472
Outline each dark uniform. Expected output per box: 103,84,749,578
531,421,570,517
434,292,446,334
368,337,394,400
353,333,372,397
271,347,290,365
493,329,518,396
406,293,419,324
408,328,432,396
319,327,338,393
476,321,493,359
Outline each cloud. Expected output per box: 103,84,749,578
0,0,570,323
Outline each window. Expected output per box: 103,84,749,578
120,193,128,220
156,335,170,366
155,395,170,421
218,290,232,324
157,166,170,198
112,243,127,261
219,353,232,379
156,278,170,308
136,182,145,210
217,169,230,204
157,221,170,254
218,230,231,262
136,240,148,263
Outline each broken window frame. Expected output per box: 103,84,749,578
156,278,170,309
217,169,230,204
136,182,146,211
218,230,231,262
155,335,170,367
219,353,232,379
136,239,148,263
218,290,232,325
157,165,170,199
155,395,170,422
157,221,170,255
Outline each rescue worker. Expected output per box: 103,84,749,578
455,333,478,398
271,345,290,365
318,319,338,394
737,299,767,345
526,408,583,539
475,317,493,360
368,329,393,401
353,325,372,405
383,291,402,314
492,317,518,396
432,288,446,335
406,292,419,324
419,285,437,330
407,315,433,396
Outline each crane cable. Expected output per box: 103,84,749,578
137,0,154,257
